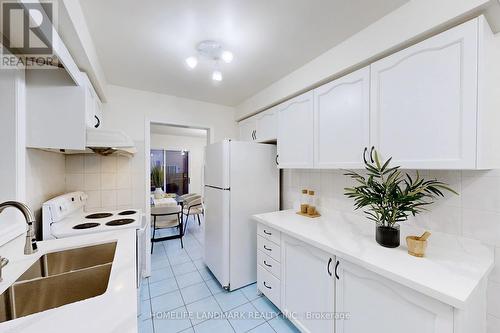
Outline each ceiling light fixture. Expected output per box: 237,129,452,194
221,51,233,64
185,56,198,69
184,40,233,82
212,70,222,82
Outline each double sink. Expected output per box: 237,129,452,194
0,242,117,323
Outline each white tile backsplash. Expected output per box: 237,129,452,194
65,153,136,211
282,168,500,328
84,173,101,191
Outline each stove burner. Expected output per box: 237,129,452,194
105,219,135,226
73,222,100,230
85,213,113,219
118,210,136,216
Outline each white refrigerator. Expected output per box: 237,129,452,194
204,140,279,291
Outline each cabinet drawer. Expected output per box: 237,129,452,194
257,235,280,262
257,265,280,308
257,250,281,278
257,223,281,245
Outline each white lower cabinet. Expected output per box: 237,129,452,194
281,235,335,333
335,259,453,333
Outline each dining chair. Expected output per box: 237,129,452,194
183,195,203,233
151,204,183,253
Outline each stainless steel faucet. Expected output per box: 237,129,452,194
0,201,38,255
0,257,8,282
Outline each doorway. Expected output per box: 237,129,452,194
149,123,209,196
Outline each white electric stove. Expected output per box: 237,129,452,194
42,191,143,239
42,191,150,287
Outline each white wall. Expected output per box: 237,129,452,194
281,169,500,332
235,0,492,120
25,149,66,236
0,65,26,245
151,133,207,195
99,84,236,211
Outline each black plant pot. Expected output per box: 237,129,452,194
376,225,400,248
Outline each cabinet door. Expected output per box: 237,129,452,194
335,259,453,333
255,107,278,142
238,118,256,142
370,19,478,169
314,67,370,168
277,91,314,168
281,235,335,333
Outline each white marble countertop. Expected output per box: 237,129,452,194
253,209,494,309
0,229,138,333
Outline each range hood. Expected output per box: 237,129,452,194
85,128,136,156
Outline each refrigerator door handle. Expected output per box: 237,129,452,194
205,185,230,191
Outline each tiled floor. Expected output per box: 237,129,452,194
138,215,299,333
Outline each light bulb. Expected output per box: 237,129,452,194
221,51,233,63
185,56,198,69
212,70,222,81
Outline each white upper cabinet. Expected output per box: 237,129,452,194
281,235,335,333
335,259,453,333
277,91,314,168
27,70,103,150
314,67,370,168
82,73,103,129
238,117,257,142
255,107,278,142
370,17,499,169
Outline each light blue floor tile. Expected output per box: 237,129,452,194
185,295,223,325
180,282,212,304
197,266,214,281
193,318,235,333
151,290,184,313
205,278,225,295
167,247,188,258
192,259,205,270
149,277,179,298
268,315,300,333
153,305,192,333
226,302,265,333
172,261,198,276
186,248,203,260
150,265,174,283
251,296,280,320
177,270,204,289
169,253,192,266
140,282,150,300
152,257,171,270
248,322,275,333
139,299,152,320
240,283,261,301
180,328,195,333
139,318,154,333
214,290,248,312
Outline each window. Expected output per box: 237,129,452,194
150,149,189,195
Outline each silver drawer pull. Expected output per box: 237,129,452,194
263,245,272,251
263,260,272,268
263,281,272,289
263,230,272,235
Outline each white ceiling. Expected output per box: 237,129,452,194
150,124,208,138
79,0,409,106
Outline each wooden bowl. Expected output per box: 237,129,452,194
406,236,428,257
